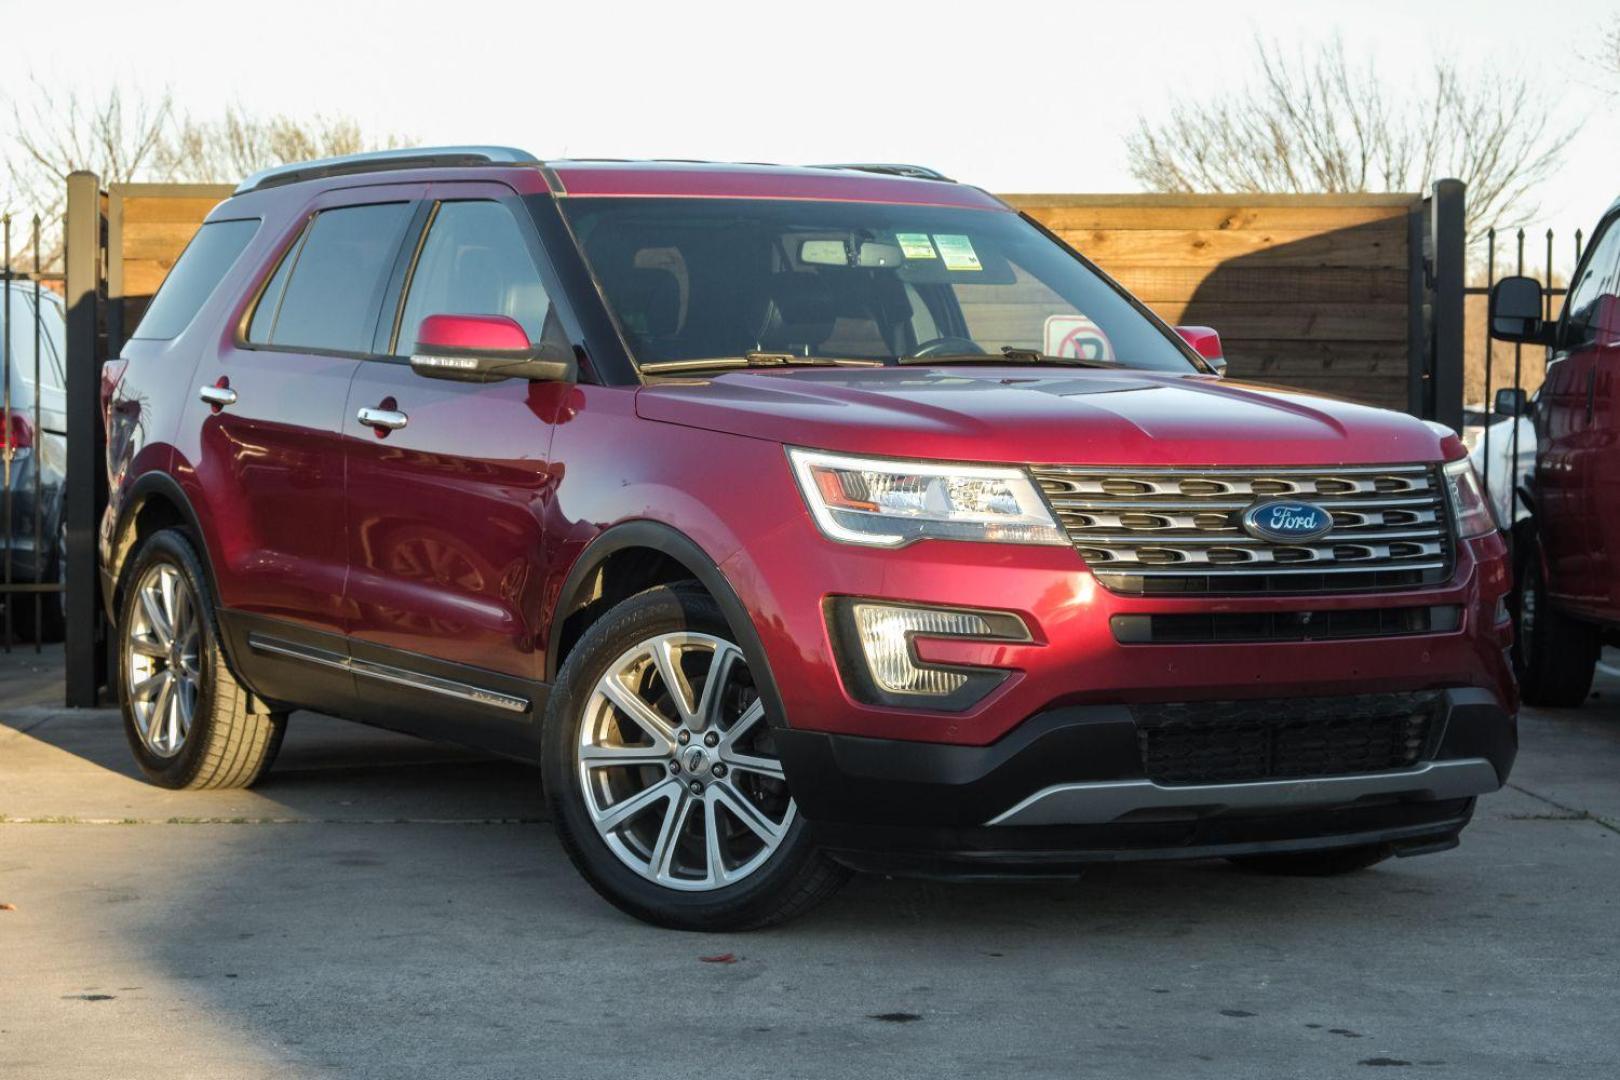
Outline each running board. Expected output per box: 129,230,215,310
246,633,530,715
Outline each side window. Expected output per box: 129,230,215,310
1564,219,1620,350
394,200,558,353
247,230,302,343
9,296,67,391
251,202,412,353
131,218,260,340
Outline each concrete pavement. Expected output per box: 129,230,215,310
2,644,1617,1079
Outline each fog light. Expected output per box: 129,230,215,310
832,599,1030,710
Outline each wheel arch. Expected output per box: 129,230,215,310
546,520,789,729
105,473,248,679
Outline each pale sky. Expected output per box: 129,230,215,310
5,0,1615,273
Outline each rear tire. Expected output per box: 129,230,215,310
1228,843,1392,876
1513,541,1598,707
543,583,847,930
117,528,286,789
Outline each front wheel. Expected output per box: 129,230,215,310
1513,541,1598,707
543,583,846,930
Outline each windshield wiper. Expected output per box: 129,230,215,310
640,352,885,375
898,346,1123,368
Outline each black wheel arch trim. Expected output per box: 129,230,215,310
104,472,252,689
547,519,790,730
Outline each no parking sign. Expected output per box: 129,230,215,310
1043,314,1114,362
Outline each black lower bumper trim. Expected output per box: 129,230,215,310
776,687,1515,837
816,799,1474,880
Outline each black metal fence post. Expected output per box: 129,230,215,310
64,170,106,707
1429,179,1467,433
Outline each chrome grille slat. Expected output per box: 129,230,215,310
1031,463,1454,596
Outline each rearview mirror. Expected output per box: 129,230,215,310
409,314,575,384
1175,325,1227,375
1494,386,1529,417
1489,276,1553,345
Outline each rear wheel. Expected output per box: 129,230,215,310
117,528,286,789
1228,843,1392,876
544,583,846,930
1513,541,1598,707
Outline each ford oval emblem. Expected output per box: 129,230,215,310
1240,500,1333,543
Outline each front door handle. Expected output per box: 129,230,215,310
199,384,238,408
357,406,409,432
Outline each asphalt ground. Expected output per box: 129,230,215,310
2,642,1617,1079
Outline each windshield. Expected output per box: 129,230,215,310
559,198,1197,372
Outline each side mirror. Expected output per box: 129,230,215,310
1176,325,1227,375
409,314,575,384
1489,276,1553,345
1494,386,1529,417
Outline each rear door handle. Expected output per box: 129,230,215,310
357,406,409,431
199,384,238,408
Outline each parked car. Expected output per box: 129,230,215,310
1,279,68,642
1463,392,1535,532
1489,196,1620,706
102,148,1517,929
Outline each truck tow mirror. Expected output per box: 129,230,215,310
1489,276,1553,345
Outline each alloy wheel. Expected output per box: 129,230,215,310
125,563,202,758
577,632,795,891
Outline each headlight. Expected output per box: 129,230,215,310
1444,458,1496,538
788,448,1067,548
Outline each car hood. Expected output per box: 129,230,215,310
634,366,1452,467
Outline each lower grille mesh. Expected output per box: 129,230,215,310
1132,692,1441,786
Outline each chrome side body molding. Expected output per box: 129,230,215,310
247,634,529,715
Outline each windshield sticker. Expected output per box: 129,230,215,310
932,234,982,272
896,233,937,260
1044,314,1115,362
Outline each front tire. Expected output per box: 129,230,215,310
1513,540,1598,707
117,528,286,789
543,583,847,930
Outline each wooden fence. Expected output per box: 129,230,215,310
1002,193,1423,411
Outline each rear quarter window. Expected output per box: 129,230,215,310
131,218,261,340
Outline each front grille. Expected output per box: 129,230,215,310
1030,464,1454,596
1132,692,1442,786
1110,605,1461,644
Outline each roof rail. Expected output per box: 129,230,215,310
234,146,541,195
812,163,955,182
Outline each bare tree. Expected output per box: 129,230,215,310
160,105,404,183
3,81,174,266
3,83,405,270
1127,37,1573,238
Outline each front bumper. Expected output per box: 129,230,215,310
775,687,1514,876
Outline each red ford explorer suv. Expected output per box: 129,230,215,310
101,148,1517,929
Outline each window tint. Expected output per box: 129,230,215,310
1565,219,1620,349
2,291,65,393
395,200,554,352
258,202,412,353
132,218,260,340
247,231,302,343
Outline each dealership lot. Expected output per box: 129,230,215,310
2,645,1616,1080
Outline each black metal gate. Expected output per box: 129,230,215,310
1,212,68,653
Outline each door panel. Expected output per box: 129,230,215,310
341,183,572,736
191,184,423,711
1539,218,1620,610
